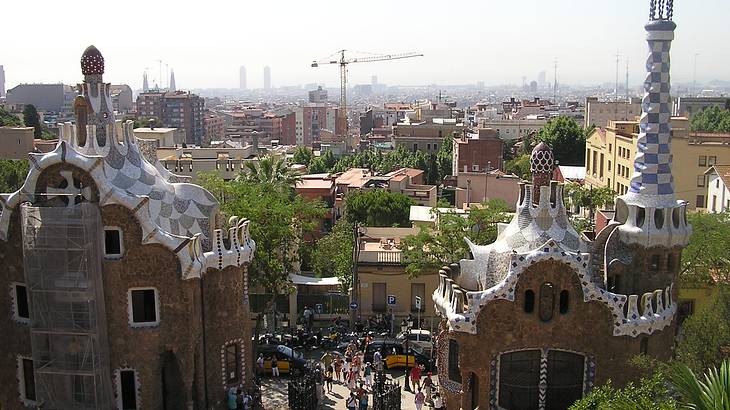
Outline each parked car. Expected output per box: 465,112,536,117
396,329,432,351
364,339,430,369
257,344,309,375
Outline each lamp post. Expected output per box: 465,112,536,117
402,320,411,392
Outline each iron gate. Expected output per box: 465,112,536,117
288,373,317,410
373,370,401,410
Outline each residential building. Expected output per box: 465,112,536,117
295,174,336,231
356,227,440,322
203,111,225,145
385,168,437,207
0,45,255,410
553,165,586,183
409,205,468,229
6,83,76,112
704,165,730,213
110,84,133,113
157,143,257,181
133,126,183,147
674,96,730,118
584,96,641,128
434,8,690,408
136,91,204,145
452,128,504,175
480,118,547,140
308,86,327,103
393,118,465,154
585,118,730,210
449,170,521,210
0,126,35,159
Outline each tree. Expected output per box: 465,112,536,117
401,200,511,277
23,104,42,138
505,154,531,180
535,116,589,166
241,155,301,190
689,105,730,133
436,135,454,181
670,360,730,410
680,211,730,285
344,189,415,227
570,371,677,410
675,286,730,373
563,183,617,220
310,219,354,292
0,107,23,127
0,159,30,192
292,146,314,167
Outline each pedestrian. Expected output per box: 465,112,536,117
358,390,369,410
303,306,312,331
346,393,358,410
363,363,373,387
242,390,253,410
236,387,244,410
334,356,343,382
347,369,356,391
373,349,383,372
321,351,333,372
423,373,433,404
414,388,425,410
256,354,264,378
410,364,422,390
432,392,444,410
270,355,279,377
325,366,333,393
227,387,238,410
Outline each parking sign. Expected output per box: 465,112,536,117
387,295,396,305
415,296,422,310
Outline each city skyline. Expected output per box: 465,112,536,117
1,0,728,91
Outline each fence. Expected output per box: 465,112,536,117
373,371,401,410
288,372,318,410
297,293,350,315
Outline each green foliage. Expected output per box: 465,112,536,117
401,200,511,277
570,371,677,410
344,189,415,227
199,172,325,297
0,107,23,127
240,155,301,190
670,360,730,410
681,211,730,285
689,106,730,133
505,154,531,180
308,150,337,174
292,146,314,166
675,287,730,373
0,159,30,192
536,116,590,166
436,136,454,180
563,183,617,220
310,219,354,292
23,104,42,138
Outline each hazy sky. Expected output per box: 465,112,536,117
2,0,727,90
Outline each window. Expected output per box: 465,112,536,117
599,153,604,178
448,339,461,382
545,350,585,409
225,343,241,383
498,350,540,409
19,357,36,402
713,195,718,212
104,227,123,258
696,195,705,208
411,283,425,312
608,143,612,153
523,290,535,313
697,175,706,187
650,255,661,271
539,282,555,322
412,143,418,152
709,156,717,166
372,283,386,312
128,288,159,326
118,369,138,410
667,254,675,272
13,283,30,322
699,155,707,166
559,290,570,314
608,160,611,171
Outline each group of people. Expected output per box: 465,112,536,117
226,386,253,410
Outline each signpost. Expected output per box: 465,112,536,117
387,295,396,335
415,296,422,340
349,301,358,310
387,295,396,306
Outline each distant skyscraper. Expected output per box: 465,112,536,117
264,66,271,90
0,65,5,98
239,66,247,89
169,69,176,91
371,75,378,85
143,71,149,93
537,70,546,88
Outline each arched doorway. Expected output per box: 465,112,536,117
468,372,479,409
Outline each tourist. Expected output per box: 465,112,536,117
373,349,383,371
410,364,422,390
347,369,357,391
236,387,244,410
363,363,373,387
358,389,369,410
325,366,333,393
423,372,433,404
321,351,333,372
346,393,358,409
334,356,343,382
227,387,238,410
414,388,426,410
270,355,279,377
256,354,264,378
433,392,444,410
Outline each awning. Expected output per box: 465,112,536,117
288,273,342,286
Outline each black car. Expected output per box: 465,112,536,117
256,344,309,375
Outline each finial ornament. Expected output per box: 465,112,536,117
649,0,673,21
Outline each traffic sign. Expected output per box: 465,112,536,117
315,303,323,314
349,301,358,310
387,295,396,305
415,296,422,310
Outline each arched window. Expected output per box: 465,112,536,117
559,290,569,314
469,372,479,410
448,339,461,382
539,282,555,322
524,290,535,313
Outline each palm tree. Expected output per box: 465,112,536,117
671,360,730,409
240,155,301,190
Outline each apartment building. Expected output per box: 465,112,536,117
584,97,641,128
392,118,465,153
452,128,504,175
480,118,547,140
136,91,204,145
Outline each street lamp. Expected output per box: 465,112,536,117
401,320,411,392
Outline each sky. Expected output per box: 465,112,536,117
2,0,728,90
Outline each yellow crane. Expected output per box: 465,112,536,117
311,50,423,141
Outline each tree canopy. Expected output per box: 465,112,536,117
681,211,730,285
535,116,590,166
0,159,29,193
310,218,354,292
23,104,42,138
344,189,415,227
0,107,23,127
504,154,531,180
292,146,314,166
689,105,730,133
240,155,301,190
401,200,511,277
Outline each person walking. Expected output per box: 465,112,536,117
432,392,444,410
227,387,238,410
363,363,373,387
334,356,343,382
270,355,279,377
358,390,369,410
414,388,425,410
410,364,422,391
321,351,333,372
423,373,433,404
346,393,358,410
256,354,264,378
373,349,383,372
325,366,333,393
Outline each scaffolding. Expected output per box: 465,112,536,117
21,203,114,409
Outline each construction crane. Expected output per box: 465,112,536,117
311,50,423,142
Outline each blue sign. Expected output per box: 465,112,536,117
349,301,359,310
387,295,396,305
315,304,323,314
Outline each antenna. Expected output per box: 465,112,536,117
615,51,621,101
